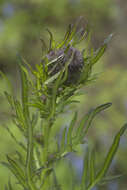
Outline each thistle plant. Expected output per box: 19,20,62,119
1,19,127,190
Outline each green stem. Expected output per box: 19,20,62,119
19,63,37,190
43,119,52,164
26,119,36,190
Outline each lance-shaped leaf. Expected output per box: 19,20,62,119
39,168,53,189
79,58,92,84
47,56,64,76
2,156,27,189
0,71,13,93
91,44,107,65
4,91,15,110
73,103,112,145
20,63,34,87
89,149,96,184
40,38,47,54
60,127,68,154
73,28,88,46
25,118,35,190
74,112,90,142
67,112,78,151
57,24,72,49
83,103,112,135
14,99,26,129
4,125,26,151
81,149,89,190
47,29,56,51
57,19,80,49
44,71,61,85
31,112,39,129
66,18,82,46
18,64,29,119
91,34,113,65
50,69,63,118
52,169,61,190
87,123,127,190
99,174,122,186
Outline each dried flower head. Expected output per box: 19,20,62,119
40,18,112,89
39,18,89,87
47,46,84,85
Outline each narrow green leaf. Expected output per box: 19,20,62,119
0,71,13,93
91,34,113,65
50,70,63,118
5,156,27,189
82,103,112,137
60,64,68,85
80,33,111,85
44,71,61,85
89,150,95,184
57,24,72,49
19,64,29,118
59,48,76,86
57,20,80,49
81,149,89,190
79,59,92,84
31,112,39,128
19,56,34,74
40,38,47,54
47,28,56,51
99,174,122,185
7,156,25,178
73,26,89,46
87,123,127,190
61,100,80,109
75,112,90,140
14,99,26,129
20,64,34,87
25,119,36,190
84,29,92,54
28,102,44,110
12,118,25,135
67,112,78,150
60,127,67,154
52,169,61,190
15,151,25,166
39,168,53,189
74,103,112,145
47,54,64,67
4,125,26,151
66,24,76,46
4,91,14,109
91,44,106,65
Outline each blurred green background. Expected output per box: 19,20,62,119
0,0,127,189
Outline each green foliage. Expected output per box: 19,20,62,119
1,20,127,190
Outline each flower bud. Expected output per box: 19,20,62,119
47,46,84,85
